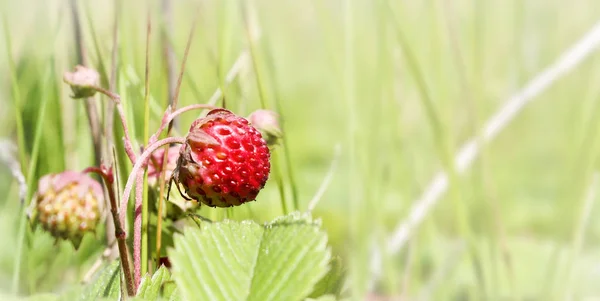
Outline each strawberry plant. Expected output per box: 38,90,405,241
9,0,599,300
0,2,342,300
5,59,337,300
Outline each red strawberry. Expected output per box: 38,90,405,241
175,109,271,207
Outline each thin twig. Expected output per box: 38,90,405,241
372,20,600,281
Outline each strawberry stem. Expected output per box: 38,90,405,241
116,136,184,293
119,137,185,226
83,165,135,296
133,170,144,288
87,85,212,290
141,11,152,281
148,103,219,146
90,86,138,163
150,104,218,270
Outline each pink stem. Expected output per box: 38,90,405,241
133,170,143,288
148,104,218,145
90,86,138,163
119,136,185,225
116,103,138,163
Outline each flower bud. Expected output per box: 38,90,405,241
247,109,282,147
34,171,104,248
63,65,100,98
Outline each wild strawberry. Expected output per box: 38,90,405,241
33,171,104,248
147,145,181,186
175,109,271,207
247,109,282,147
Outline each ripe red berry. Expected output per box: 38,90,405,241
175,109,271,207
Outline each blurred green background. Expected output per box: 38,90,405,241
2,0,600,299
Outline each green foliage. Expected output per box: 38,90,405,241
4,0,600,299
79,261,121,300
136,266,177,300
308,256,345,298
169,212,331,301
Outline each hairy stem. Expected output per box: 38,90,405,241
91,86,137,163
141,10,152,281
119,137,185,225
148,104,218,145
83,166,135,296
133,170,144,287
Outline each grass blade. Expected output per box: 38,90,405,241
12,65,53,294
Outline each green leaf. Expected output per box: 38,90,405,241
162,282,179,301
137,266,172,300
80,260,121,300
167,287,182,301
308,256,345,298
169,212,331,301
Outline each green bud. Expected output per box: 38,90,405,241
63,65,100,99
247,109,283,147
